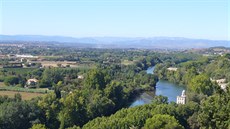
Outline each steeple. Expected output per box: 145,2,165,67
181,90,186,97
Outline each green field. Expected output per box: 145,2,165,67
121,60,135,65
0,91,45,100
1,68,37,74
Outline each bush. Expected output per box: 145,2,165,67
4,76,19,86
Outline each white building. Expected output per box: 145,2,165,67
215,79,228,91
216,79,226,84
177,90,186,104
78,75,84,79
16,54,35,58
167,67,178,71
25,78,38,88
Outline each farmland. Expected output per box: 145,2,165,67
0,45,229,129
121,60,135,65
0,91,45,100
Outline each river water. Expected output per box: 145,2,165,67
129,67,185,107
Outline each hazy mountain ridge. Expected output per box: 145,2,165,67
0,35,229,49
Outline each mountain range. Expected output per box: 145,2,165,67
0,35,229,49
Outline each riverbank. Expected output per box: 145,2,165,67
129,67,185,107
129,91,155,107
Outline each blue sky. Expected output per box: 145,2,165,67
0,0,229,40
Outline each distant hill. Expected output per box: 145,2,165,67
0,35,229,49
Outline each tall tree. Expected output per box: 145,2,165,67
188,74,215,96
144,114,184,129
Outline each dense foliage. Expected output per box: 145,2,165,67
0,48,229,129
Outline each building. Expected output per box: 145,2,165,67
216,79,226,84
216,79,228,91
167,67,178,71
177,90,186,104
78,75,84,79
16,54,35,58
211,78,228,91
25,78,38,88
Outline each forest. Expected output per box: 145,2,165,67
0,47,229,129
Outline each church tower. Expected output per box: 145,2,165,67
176,90,186,104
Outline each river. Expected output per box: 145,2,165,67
129,67,185,107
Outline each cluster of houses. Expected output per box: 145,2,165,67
210,78,228,91
176,78,229,105
25,75,84,88
167,66,229,91
1,54,79,68
215,78,228,91
0,54,38,68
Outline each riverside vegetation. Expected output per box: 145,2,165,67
0,46,229,129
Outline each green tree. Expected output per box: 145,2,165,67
66,125,80,129
198,88,230,129
14,93,22,102
30,124,48,129
4,76,19,86
0,101,44,129
182,67,198,85
38,93,60,129
58,90,87,128
144,114,184,129
152,95,168,104
188,74,214,96
40,68,64,88
187,113,200,129
104,81,127,109
84,69,109,90
86,93,115,119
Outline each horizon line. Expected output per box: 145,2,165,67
0,34,229,41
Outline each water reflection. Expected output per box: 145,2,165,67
129,67,185,107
